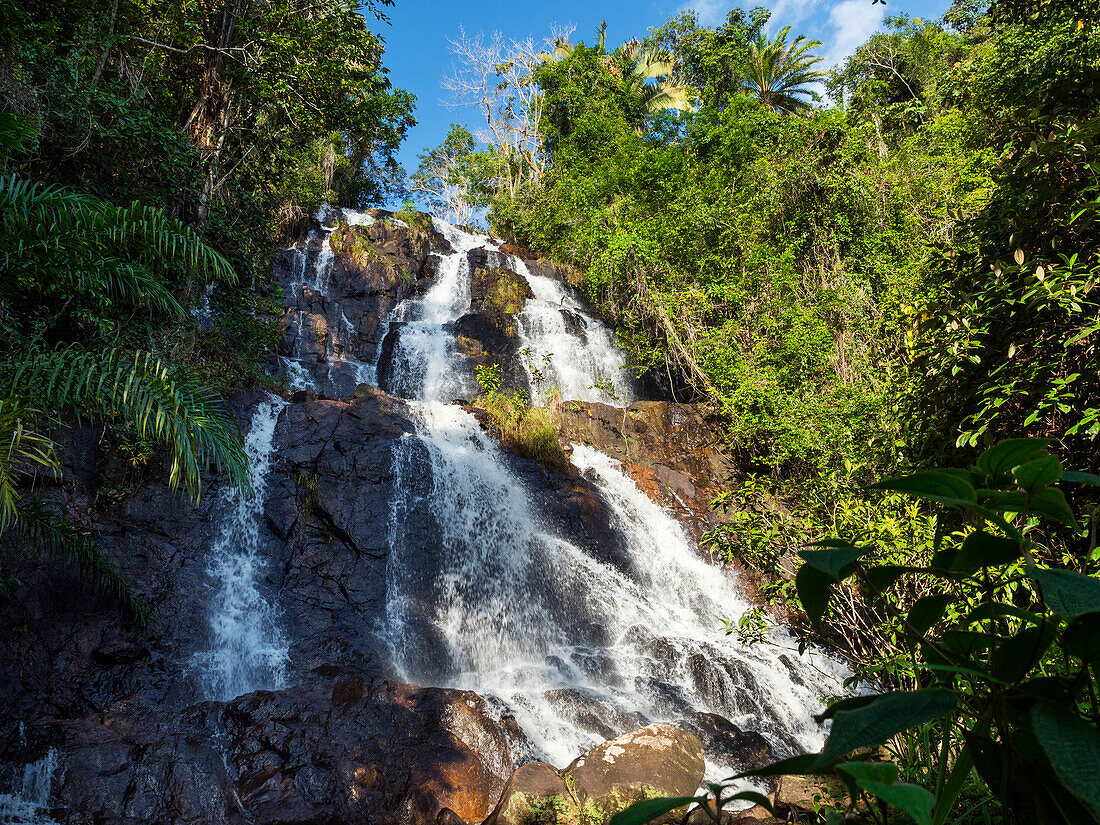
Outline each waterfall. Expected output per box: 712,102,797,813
0,749,58,825
511,256,634,405
192,395,289,700
279,206,383,394
378,218,849,774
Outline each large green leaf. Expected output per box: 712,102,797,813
731,753,821,780
1012,454,1062,491
799,544,870,581
1031,702,1100,819
1063,614,1100,663
609,796,699,825
987,488,1080,528
872,471,977,506
1063,471,1100,487
859,781,935,825
951,531,1021,573
1029,568,1100,618
974,438,1050,480
796,564,834,628
907,595,953,636
814,689,957,769
993,624,1058,682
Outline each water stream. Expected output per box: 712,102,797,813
377,218,849,775
192,395,289,701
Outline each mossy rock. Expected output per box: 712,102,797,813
484,762,581,825
471,266,533,315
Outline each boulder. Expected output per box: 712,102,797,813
484,725,703,825
484,762,580,825
565,723,704,825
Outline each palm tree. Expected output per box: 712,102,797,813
1,139,251,618
539,31,692,116
618,41,693,114
743,25,826,114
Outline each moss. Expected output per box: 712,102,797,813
485,269,529,313
329,223,378,267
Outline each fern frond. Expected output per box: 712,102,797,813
105,201,237,283
4,347,250,502
0,174,238,287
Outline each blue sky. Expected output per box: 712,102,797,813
375,0,950,185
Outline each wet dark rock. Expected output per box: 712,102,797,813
51,679,518,825
676,712,776,775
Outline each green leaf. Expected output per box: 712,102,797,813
866,564,909,590
730,753,821,780
815,694,881,723
724,791,773,812
1063,471,1100,487
837,760,899,785
975,438,1050,479
1012,455,1062,492
859,781,935,825
799,544,870,581
987,488,1080,528
951,531,1021,574
992,624,1058,682
609,796,700,825
797,564,834,629
1063,614,1100,663
872,471,977,506
908,595,953,636
814,689,957,769
1031,702,1100,818
1029,568,1100,618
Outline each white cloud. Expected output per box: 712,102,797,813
821,0,885,67
764,0,824,34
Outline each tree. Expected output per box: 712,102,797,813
742,25,825,113
1,146,250,616
410,124,495,225
443,27,554,197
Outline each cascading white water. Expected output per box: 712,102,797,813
279,205,382,393
192,396,290,700
380,218,850,775
0,749,58,825
510,256,633,405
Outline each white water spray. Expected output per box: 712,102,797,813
193,396,290,700
0,749,58,825
379,218,849,773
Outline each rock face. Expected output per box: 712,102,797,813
557,401,741,540
485,724,705,825
54,679,519,825
275,212,443,396
0,210,799,825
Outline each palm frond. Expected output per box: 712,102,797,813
0,398,59,533
0,175,237,285
744,25,825,114
3,347,250,502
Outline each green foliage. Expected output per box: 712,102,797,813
620,438,1100,825
742,25,826,113
1,156,249,617
474,364,569,472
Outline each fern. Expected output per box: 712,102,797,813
3,347,250,503
0,398,58,532
0,174,237,285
